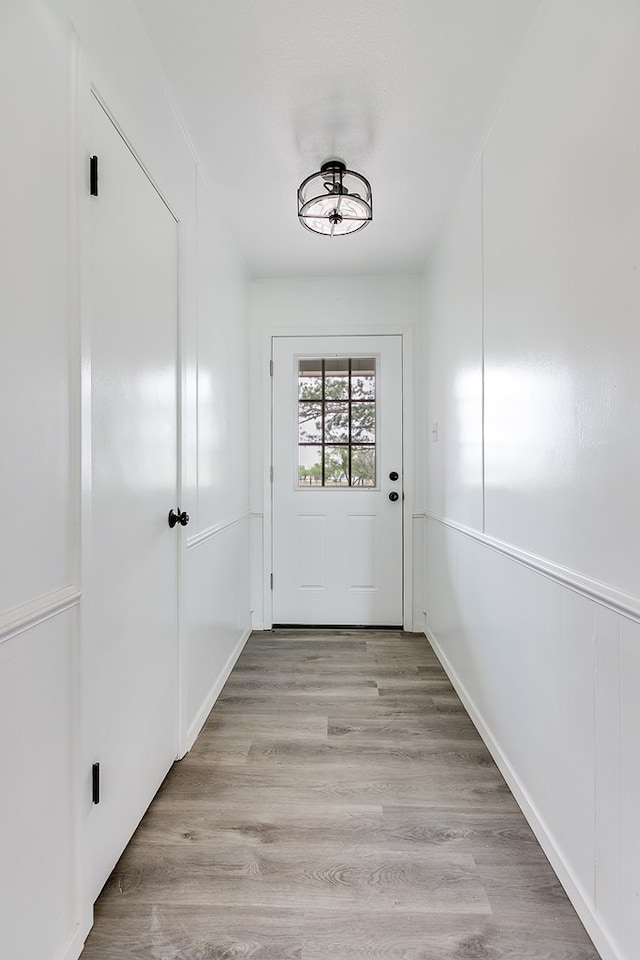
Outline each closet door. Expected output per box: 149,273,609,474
88,95,179,897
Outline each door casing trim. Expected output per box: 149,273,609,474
260,325,415,631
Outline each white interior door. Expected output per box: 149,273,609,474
88,96,179,898
272,335,403,626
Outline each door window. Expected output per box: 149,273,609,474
297,357,376,487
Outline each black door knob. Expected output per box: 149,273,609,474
168,509,190,529
388,491,399,502
389,471,399,481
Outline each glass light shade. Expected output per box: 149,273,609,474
298,160,372,236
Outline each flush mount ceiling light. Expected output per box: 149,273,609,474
297,160,373,236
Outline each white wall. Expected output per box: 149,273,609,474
423,164,484,531
422,3,640,960
183,168,251,750
1,5,82,958
248,276,423,629
0,1,250,958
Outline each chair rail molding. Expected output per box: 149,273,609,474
425,512,640,625
186,510,251,551
0,584,82,645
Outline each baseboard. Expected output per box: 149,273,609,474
56,916,92,960
181,625,252,756
425,624,622,960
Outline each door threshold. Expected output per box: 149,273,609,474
271,623,404,630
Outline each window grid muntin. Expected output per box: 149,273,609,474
298,358,376,487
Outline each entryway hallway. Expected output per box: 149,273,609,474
80,630,600,959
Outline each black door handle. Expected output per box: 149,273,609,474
389,471,399,481
168,509,190,528
388,491,399,502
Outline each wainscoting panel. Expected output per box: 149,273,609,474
424,515,639,960
0,609,80,960
184,513,251,751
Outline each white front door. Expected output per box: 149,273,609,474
272,335,403,626
88,96,179,898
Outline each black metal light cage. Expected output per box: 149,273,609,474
298,160,373,237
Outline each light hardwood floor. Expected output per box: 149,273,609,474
81,630,601,959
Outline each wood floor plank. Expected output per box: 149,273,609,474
130,803,385,847
215,697,458,718
132,802,542,865
196,714,329,744
80,904,304,960
187,735,253,765
150,762,513,808
244,737,496,770
300,911,600,960
80,629,601,960
432,695,469,715
218,685,382,704
221,676,380,695
233,662,421,679
326,714,479,739
376,679,456,695
100,843,491,913
381,805,549,862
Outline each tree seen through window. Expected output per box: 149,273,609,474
298,358,376,486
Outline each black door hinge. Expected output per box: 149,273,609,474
90,155,99,197
270,573,273,590
92,762,100,804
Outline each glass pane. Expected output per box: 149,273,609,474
297,356,377,489
298,445,322,486
351,357,376,399
351,447,376,486
324,446,350,486
298,402,322,443
351,401,376,442
298,359,323,400
325,402,349,442
325,358,349,400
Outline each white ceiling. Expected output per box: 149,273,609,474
133,0,542,279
